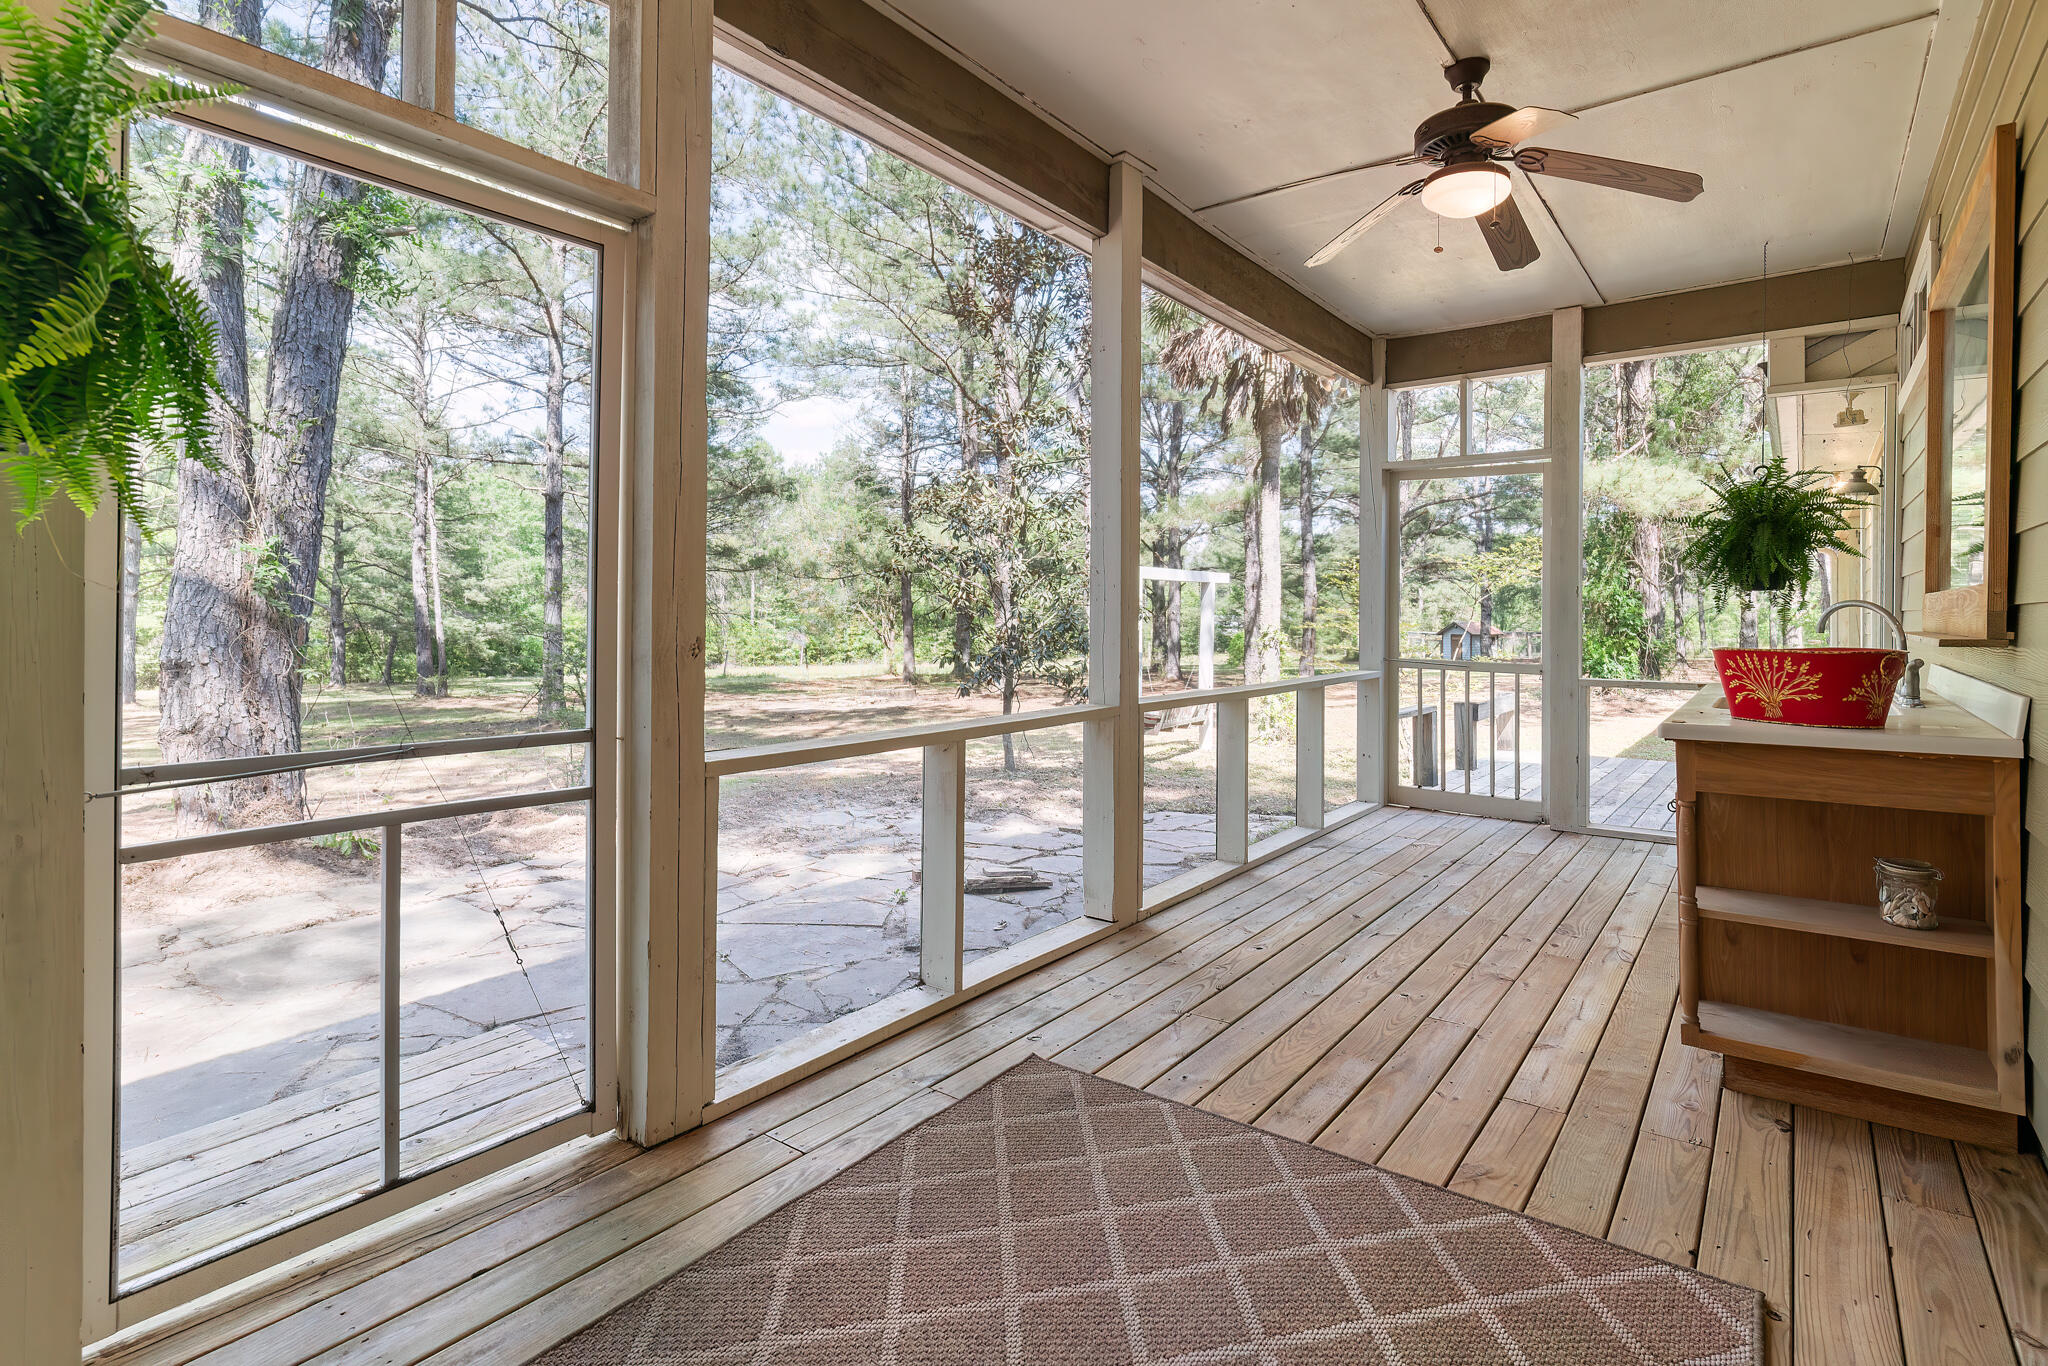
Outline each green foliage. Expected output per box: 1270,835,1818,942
1681,451,1863,629
0,0,232,527
1582,514,1651,678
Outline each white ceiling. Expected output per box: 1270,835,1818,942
869,0,1985,338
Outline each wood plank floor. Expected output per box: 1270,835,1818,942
95,807,2047,1366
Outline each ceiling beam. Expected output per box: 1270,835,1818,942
1143,192,1376,380
1383,257,1910,383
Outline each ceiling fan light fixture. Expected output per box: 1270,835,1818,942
1419,163,1511,219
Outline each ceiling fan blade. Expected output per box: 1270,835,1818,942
1514,147,1704,201
1476,193,1540,272
1469,105,1575,150
1305,178,1427,267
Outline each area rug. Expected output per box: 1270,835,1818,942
532,1056,1759,1365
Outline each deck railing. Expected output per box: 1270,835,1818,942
1389,658,1542,805
102,728,607,1294
703,669,1382,1113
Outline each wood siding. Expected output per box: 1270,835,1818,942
1900,0,2048,1145
1383,259,1909,384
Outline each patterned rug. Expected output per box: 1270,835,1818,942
532,1057,1759,1365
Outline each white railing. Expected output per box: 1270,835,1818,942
103,729,607,1294
703,669,1382,1113
1389,658,1541,805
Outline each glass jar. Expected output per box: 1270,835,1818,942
1874,857,1943,931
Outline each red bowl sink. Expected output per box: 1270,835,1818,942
1711,648,1908,728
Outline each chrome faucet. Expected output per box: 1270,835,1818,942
1816,599,1923,707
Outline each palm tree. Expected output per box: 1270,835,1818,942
1152,298,1328,683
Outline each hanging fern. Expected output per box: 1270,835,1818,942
0,0,234,529
1680,451,1866,633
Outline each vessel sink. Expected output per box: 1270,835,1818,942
1711,647,1908,728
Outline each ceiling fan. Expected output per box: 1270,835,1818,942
1306,56,1705,273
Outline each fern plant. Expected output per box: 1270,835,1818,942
1,0,230,528
1682,451,1866,632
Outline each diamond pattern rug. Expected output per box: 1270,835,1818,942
532,1057,1759,1365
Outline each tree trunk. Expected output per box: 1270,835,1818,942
158,88,267,824
1298,427,1318,675
1814,551,1834,641
427,467,449,695
1739,597,1759,648
243,0,398,808
327,510,346,686
540,241,568,720
898,366,917,682
951,362,975,682
1634,517,1665,679
411,455,437,696
119,515,141,705
1244,403,1287,683
1162,404,1186,683
381,632,397,685
992,438,1018,772
1475,483,1498,652
1620,359,1654,455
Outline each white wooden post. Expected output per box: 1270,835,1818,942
1359,340,1390,807
619,0,712,1144
1084,157,1144,924
1216,695,1250,862
379,825,403,1185
920,742,965,994
1197,582,1217,690
1543,308,1585,829
1296,685,1325,828
6,490,87,1360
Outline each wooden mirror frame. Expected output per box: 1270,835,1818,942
1921,123,2017,644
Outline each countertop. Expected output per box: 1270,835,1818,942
1659,682,2025,758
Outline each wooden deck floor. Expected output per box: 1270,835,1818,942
117,1024,588,1288
98,807,2048,1366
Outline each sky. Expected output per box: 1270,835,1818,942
755,394,854,465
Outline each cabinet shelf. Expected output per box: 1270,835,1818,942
1692,1001,2002,1109
1695,885,1993,958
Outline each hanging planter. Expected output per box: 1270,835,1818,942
1680,451,1866,628
1,0,235,530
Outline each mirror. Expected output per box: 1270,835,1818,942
1945,258,1990,590
1921,123,2016,643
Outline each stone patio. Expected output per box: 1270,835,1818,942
712,803,1289,1065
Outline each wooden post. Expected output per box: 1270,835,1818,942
398,0,439,109
1217,695,1250,863
1542,307,1584,828
1083,157,1143,924
920,742,965,995
379,825,403,1185
1356,352,1388,808
1674,747,1699,1033
618,0,712,1144
1197,582,1216,690
3,495,86,1364
1295,686,1325,828
1989,756,2024,1111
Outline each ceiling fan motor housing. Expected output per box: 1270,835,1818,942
1413,102,1517,161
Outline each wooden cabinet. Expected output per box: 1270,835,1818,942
1665,672,2026,1148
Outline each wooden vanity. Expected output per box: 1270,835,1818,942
1660,666,2028,1147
